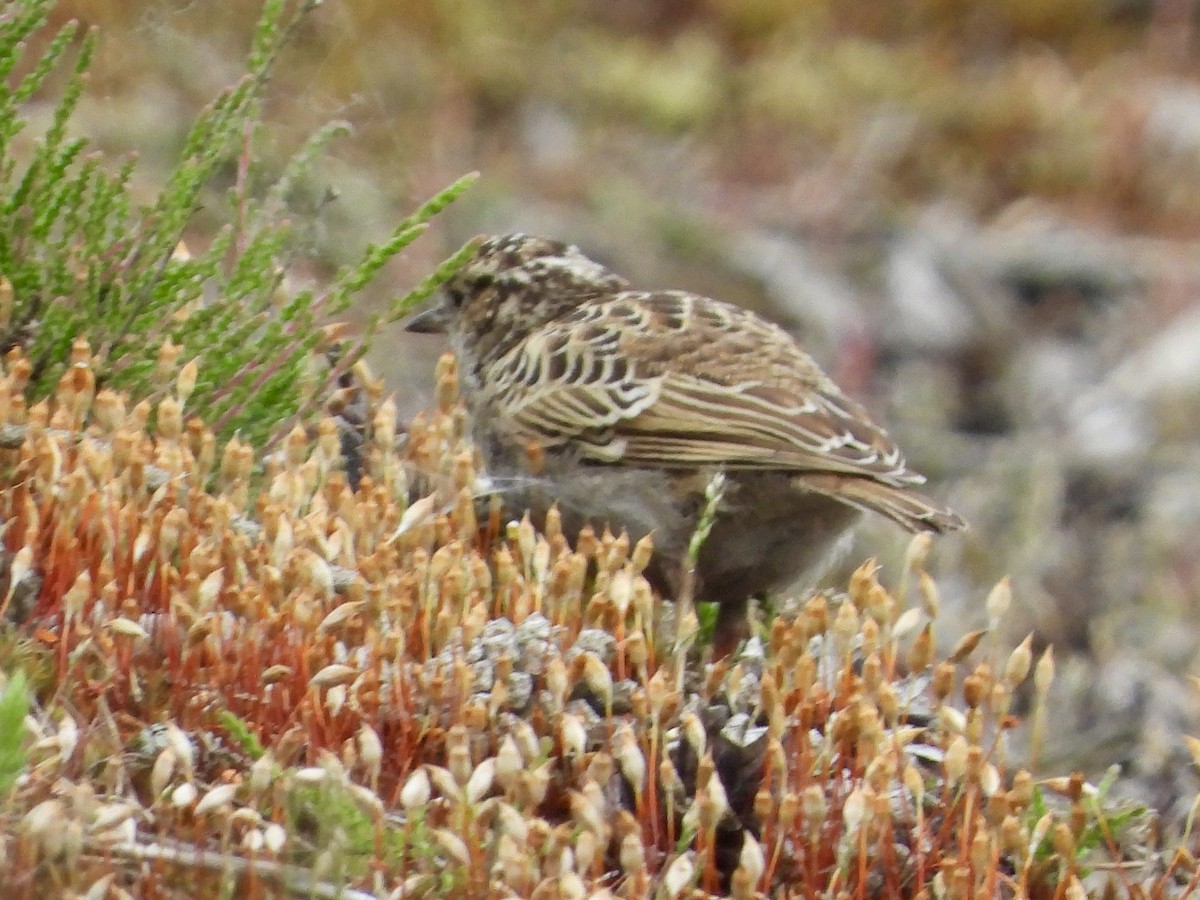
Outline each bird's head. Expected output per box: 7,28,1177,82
406,234,628,363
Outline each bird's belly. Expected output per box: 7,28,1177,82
696,472,863,602
482,450,697,558
481,437,862,607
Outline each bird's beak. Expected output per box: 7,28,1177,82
405,303,449,334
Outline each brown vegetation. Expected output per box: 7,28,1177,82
0,340,1178,898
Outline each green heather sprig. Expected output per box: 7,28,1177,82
389,224,483,322
0,670,29,799
0,0,473,450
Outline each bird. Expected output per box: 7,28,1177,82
407,233,964,652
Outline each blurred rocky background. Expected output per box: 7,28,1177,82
35,0,1200,822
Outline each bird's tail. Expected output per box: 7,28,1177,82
799,474,965,534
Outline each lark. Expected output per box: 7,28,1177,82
408,234,964,650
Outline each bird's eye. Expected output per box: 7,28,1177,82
448,287,467,309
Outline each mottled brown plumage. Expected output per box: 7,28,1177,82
408,234,964,649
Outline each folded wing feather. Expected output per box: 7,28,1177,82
485,302,923,488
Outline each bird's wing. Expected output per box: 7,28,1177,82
487,291,921,486
482,311,665,462
615,373,917,484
